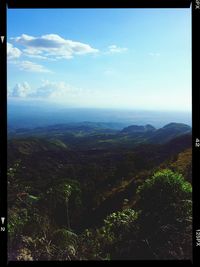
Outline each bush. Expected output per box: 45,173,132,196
103,209,138,242
137,169,191,225
78,209,138,260
51,228,78,260
136,169,192,259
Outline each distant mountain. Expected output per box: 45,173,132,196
8,101,192,129
120,122,191,144
8,137,69,157
8,122,120,136
147,123,191,144
121,124,156,134
8,122,191,150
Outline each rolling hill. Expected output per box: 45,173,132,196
7,122,192,260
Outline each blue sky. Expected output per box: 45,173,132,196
7,8,191,111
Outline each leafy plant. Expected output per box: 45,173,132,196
136,169,192,259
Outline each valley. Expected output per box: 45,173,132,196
7,122,192,260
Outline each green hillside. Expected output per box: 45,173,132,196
7,123,192,260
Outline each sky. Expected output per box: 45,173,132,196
7,8,191,112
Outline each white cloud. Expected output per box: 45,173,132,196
11,34,99,60
8,81,84,101
108,45,128,54
32,81,84,100
24,53,49,60
8,81,82,100
9,82,31,98
17,60,52,73
7,43,22,59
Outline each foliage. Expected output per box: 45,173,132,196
136,169,192,259
78,209,138,260
7,126,192,260
51,229,78,259
137,169,192,225
103,209,138,241
16,247,33,261
8,208,30,242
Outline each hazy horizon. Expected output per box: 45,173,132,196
8,99,192,130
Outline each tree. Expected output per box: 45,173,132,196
136,169,192,259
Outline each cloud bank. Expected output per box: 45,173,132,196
11,34,99,60
8,81,84,101
8,82,31,98
17,61,52,73
7,43,22,59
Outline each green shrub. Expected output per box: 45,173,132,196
137,169,191,225
78,209,138,260
136,169,192,259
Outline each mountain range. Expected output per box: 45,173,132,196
8,122,191,150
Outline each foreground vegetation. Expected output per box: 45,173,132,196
8,123,192,260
